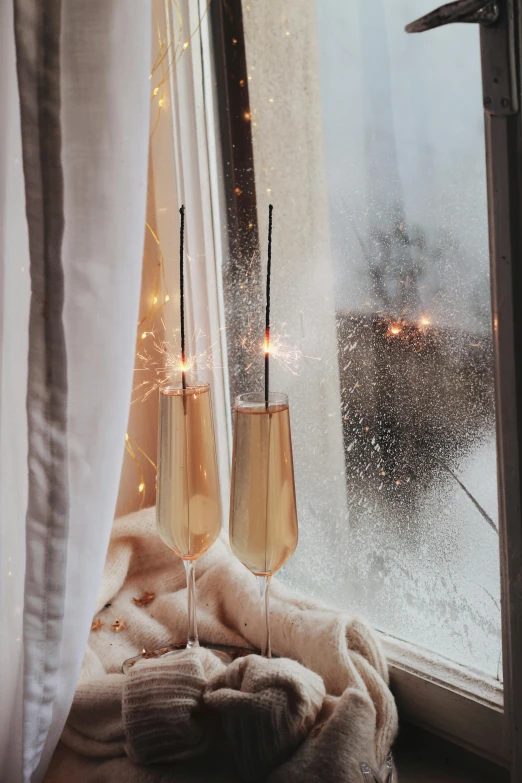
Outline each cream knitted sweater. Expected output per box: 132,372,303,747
46,507,398,782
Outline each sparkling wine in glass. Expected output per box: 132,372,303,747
156,382,222,649
229,392,298,657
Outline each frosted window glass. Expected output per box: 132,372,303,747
222,0,501,677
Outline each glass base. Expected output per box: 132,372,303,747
122,642,256,674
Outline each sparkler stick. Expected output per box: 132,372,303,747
265,204,273,408
179,204,186,389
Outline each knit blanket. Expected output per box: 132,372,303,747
46,507,398,782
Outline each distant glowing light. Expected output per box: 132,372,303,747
153,87,159,97
389,324,401,335
141,332,149,340
183,41,189,50
165,295,170,302
138,483,145,493
420,317,430,327
244,111,251,121
158,98,164,107
153,296,158,304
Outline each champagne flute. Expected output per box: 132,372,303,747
229,392,298,657
156,382,221,650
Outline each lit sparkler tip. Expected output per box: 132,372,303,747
388,324,402,336
420,316,430,327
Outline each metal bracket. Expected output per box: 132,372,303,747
405,0,519,117
405,0,499,32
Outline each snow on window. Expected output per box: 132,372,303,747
220,0,501,676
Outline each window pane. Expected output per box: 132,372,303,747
220,0,501,676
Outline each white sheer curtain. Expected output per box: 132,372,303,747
0,2,151,781
0,0,30,777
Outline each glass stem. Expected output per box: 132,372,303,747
258,574,272,658
184,559,199,649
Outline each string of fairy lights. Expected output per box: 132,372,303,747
123,2,211,512
124,1,306,512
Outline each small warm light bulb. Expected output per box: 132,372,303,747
153,87,159,97
420,316,430,326
141,331,148,339
183,41,189,50
244,111,251,121
165,294,170,302
125,433,129,441
153,296,158,304
389,324,401,335
158,98,164,107
138,483,145,493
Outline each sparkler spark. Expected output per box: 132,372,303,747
133,324,223,402
239,320,318,376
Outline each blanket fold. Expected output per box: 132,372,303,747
123,648,226,765
48,507,397,783
204,654,325,781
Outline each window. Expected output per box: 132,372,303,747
208,0,522,772
213,0,500,673
137,0,522,775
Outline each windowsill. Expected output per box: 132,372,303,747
395,723,509,783
382,634,505,764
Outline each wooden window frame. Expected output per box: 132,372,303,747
205,0,522,778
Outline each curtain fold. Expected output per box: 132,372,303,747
13,2,70,780
3,2,151,780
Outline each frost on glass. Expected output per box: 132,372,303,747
222,0,501,676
